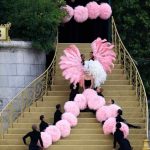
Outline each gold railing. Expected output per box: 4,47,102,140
112,17,149,140
0,37,58,138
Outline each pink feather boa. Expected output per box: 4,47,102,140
56,120,71,138
62,5,74,23
99,3,112,20
88,95,105,110
62,112,78,127
74,6,88,23
86,2,100,19
74,94,87,110
64,101,80,117
45,125,61,142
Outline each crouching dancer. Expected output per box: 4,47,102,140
23,124,43,150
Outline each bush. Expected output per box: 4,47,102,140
0,0,65,52
112,1,150,96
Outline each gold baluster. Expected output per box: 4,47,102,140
142,139,150,150
130,61,132,85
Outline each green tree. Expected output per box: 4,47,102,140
0,0,65,52
112,0,150,95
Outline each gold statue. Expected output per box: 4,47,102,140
0,23,11,41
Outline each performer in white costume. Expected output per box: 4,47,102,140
59,37,116,88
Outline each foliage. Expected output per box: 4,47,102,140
0,0,65,52
112,0,150,95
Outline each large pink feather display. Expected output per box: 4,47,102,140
88,95,105,110
45,125,61,142
91,37,116,73
40,132,52,148
56,120,71,138
103,117,116,135
59,45,84,84
62,5,74,23
64,101,80,117
74,94,87,110
62,112,78,127
96,105,111,122
108,104,121,118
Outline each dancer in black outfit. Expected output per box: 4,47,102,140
113,122,132,150
81,54,85,65
53,104,62,125
95,87,104,97
23,124,43,150
69,83,79,101
39,115,49,132
116,109,141,129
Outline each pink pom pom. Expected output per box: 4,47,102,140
62,112,78,127
113,123,129,138
64,101,80,117
120,123,129,138
96,106,110,122
99,3,112,20
83,89,97,102
62,5,74,23
40,132,52,148
88,95,105,110
86,2,100,19
74,94,87,110
56,120,71,138
103,117,116,135
45,125,61,142
108,104,121,118
74,6,88,23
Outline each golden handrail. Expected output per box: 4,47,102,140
112,17,149,139
0,35,58,138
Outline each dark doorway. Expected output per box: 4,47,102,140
59,0,110,43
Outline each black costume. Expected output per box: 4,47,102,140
23,130,43,150
113,129,132,150
97,92,104,97
39,120,48,132
53,110,62,125
69,83,79,101
116,115,140,128
84,80,92,89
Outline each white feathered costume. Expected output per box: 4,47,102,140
59,37,116,88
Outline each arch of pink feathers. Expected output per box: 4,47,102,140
63,2,112,23
39,89,129,148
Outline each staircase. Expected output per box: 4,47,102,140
0,43,147,150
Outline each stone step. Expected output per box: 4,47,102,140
56,69,124,76
56,63,122,70
3,133,146,140
0,139,144,146
47,91,136,96
51,85,133,91
16,117,145,124
26,106,142,113
32,99,139,107
53,79,129,85
0,145,143,150
54,74,126,81
23,112,143,118
12,123,145,129
42,96,138,102
7,128,146,135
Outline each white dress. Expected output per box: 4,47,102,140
84,60,107,88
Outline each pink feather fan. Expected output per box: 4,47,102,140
59,44,84,84
91,37,116,73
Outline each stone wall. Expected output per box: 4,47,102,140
0,41,46,110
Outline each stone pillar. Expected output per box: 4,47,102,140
0,41,46,110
